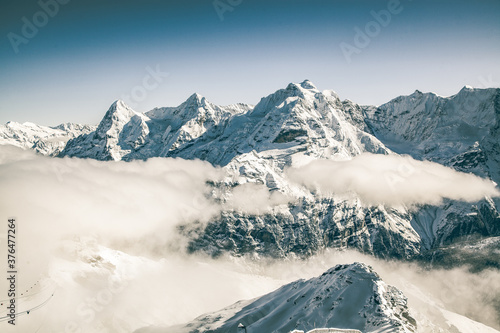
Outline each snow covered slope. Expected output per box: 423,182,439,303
364,87,500,182
151,263,417,333
60,80,386,164
148,260,500,333
60,95,251,161
140,262,500,333
170,80,388,166
0,121,94,156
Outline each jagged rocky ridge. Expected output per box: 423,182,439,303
60,96,251,161
2,81,499,261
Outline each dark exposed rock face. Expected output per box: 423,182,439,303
185,198,420,260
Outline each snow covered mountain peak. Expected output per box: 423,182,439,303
299,79,317,90
60,91,252,160
188,91,204,101
103,99,137,118
58,79,389,166
110,98,132,109
6,120,38,128
96,100,145,137
247,80,320,116
166,79,389,166
181,92,207,108
168,262,417,333
57,100,150,160
286,80,319,94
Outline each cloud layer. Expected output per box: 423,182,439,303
286,153,500,206
0,146,284,331
0,147,499,332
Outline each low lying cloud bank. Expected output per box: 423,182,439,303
0,146,284,258
0,146,222,252
224,182,290,214
0,146,286,332
287,153,500,206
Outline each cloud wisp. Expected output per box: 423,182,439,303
286,153,499,207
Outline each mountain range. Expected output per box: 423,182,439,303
2,80,499,264
2,80,499,332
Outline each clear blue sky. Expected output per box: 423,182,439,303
1,0,499,126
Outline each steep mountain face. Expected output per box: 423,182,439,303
410,198,500,251
160,263,417,333
3,81,499,261
60,95,252,161
416,236,500,272
59,100,152,160
364,87,500,250
185,199,420,260
170,81,388,166
61,80,387,164
176,83,498,259
364,87,500,181
168,81,420,259
0,121,95,156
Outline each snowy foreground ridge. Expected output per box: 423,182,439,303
163,263,417,333
289,328,361,333
137,261,497,333
289,329,362,333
